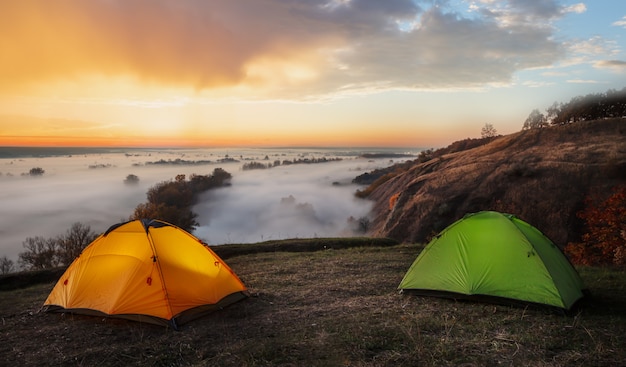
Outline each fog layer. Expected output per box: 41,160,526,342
194,159,375,244
0,148,407,263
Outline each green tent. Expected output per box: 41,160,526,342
398,211,585,310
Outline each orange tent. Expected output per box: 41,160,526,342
43,219,247,329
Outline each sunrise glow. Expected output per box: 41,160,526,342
1,1,625,148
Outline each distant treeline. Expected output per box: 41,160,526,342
359,153,415,159
0,147,121,159
242,157,342,170
142,158,231,166
523,87,626,129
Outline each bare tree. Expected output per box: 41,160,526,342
17,222,98,270
0,256,15,274
481,123,498,138
56,222,98,266
18,236,59,270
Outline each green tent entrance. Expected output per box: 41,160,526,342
398,211,586,310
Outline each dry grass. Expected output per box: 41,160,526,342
2,241,626,366
368,118,626,245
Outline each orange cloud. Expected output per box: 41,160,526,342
0,0,348,97
1,0,567,99
0,1,247,91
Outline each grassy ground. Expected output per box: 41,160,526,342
1,241,625,366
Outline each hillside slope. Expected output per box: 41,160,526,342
367,118,626,246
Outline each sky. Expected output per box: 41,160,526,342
0,0,625,148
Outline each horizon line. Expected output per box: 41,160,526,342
0,144,427,150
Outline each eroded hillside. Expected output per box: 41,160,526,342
366,118,626,246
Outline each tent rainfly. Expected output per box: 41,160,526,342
43,219,248,329
398,211,586,310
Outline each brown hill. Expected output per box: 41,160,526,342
366,118,626,246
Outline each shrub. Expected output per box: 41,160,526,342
28,167,45,176
565,185,626,266
347,216,371,234
124,174,140,185
389,192,401,210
